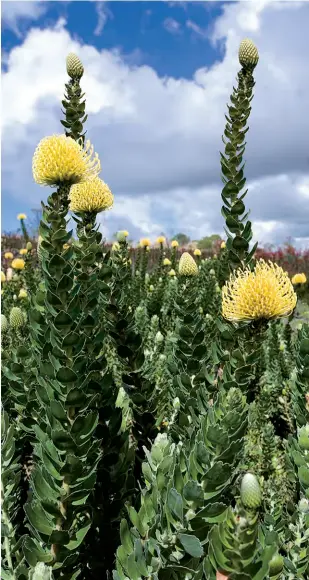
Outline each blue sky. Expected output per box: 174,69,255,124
2,1,309,246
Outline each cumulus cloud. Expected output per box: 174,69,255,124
2,0,309,246
1,1,48,37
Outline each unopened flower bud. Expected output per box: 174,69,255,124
66,53,84,79
238,39,259,69
9,307,25,329
240,473,261,510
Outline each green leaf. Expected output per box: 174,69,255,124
66,523,91,551
22,536,53,567
56,367,78,384
120,519,134,555
178,534,203,558
167,488,183,521
24,501,54,536
298,465,309,486
183,480,204,503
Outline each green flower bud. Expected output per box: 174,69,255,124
9,307,25,329
269,554,284,577
66,53,84,79
1,314,9,334
299,498,309,513
238,39,259,69
240,473,261,510
298,425,309,450
26,241,33,250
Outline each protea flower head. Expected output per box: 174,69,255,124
157,236,166,244
238,38,259,68
171,240,179,248
222,259,297,322
66,53,84,79
69,177,113,214
1,314,9,333
140,238,151,248
32,135,101,186
240,473,261,510
117,230,129,242
179,252,198,276
11,258,25,271
9,307,25,329
292,272,307,285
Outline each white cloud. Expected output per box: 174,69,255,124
163,17,182,35
94,1,112,36
2,0,309,246
1,1,48,37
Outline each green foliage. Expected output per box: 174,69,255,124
2,42,309,580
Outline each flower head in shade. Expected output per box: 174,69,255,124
4,252,14,259
9,307,25,329
19,248,28,256
11,258,25,271
157,236,166,244
221,241,226,249
194,248,201,257
238,39,259,68
32,135,101,186
291,273,307,285
222,259,297,322
168,269,176,277
1,272,6,283
140,238,151,248
66,53,84,79
171,240,179,248
19,289,28,299
179,252,198,276
69,177,113,214
17,213,27,220
163,258,171,266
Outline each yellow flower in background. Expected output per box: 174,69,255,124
19,248,28,256
1,272,6,283
222,259,297,322
18,289,28,299
168,269,176,277
32,135,101,186
291,273,307,285
140,238,151,248
69,177,113,213
163,258,171,266
17,213,27,220
63,243,70,250
171,240,179,248
112,242,120,251
221,241,226,249
11,258,25,271
4,252,14,260
179,252,198,277
194,248,201,257
157,236,166,244
6,268,13,281
122,230,129,237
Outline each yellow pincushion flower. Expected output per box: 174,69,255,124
291,273,307,285
222,259,297,322
11,258,25,271
194,248,201,257
69,177,113,214
17,213,27,220
18,289,28,299
163,258,171,266
179,252,198,277
19,248,28,256
168,269,176,277
1,272,6,283
171,240,179,248
221,241,226,249
4,252,14,259
140,238,151,248
157,236,166,244
32,135,101,186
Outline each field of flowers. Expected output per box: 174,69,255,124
1,42,309,580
